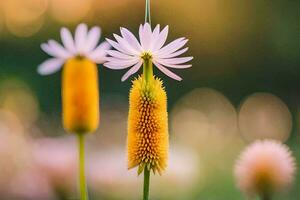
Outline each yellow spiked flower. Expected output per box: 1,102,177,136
105,23,193,175
128,76,168,174
62,57,99,133
37,23,110,133
104,1,193,199
38,23,111,200
105,22,192,176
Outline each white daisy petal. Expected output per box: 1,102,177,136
105,23,192,81
104,58,140,69
75,23,88,53
120,27,142,52
105,57,133,62
156,38,187,56
93,57,107,64
48,40,72,59
106,38,130,55
88,41,111,63
41,43,57,58
39,24,113,75
37,58,64,75
113,34,139,55
153,61,183,81
152,25,168,52
85,26,101,53
121,60,143,81
139,23,152,51
153,24,160,37
106,50,135,59
157,47,189,59
157,62,192,69
105,57,139,66
139,24,144,48
156,57,193,65
142,23,153,50
103,63,126,70
42,42,70,59
150,24,160,50
60,27,76,54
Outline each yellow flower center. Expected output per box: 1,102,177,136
141,52,152,61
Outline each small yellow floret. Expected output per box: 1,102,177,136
62,57,99,134
127,76,169,175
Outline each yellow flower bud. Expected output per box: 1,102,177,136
62,57,99,134
127,76,169,175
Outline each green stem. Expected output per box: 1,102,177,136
143,59,153,84
78,133,88,200
142,0,153,83
145,0,151,24
143,168,151,200
261,193,271,200
142,2,152,200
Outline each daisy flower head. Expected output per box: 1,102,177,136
38,23,110,75
38,23,111,134
37,23,111,200
234,140,296,199
104,23,193,81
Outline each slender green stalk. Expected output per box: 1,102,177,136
143,58,153,83
143,168,151,200
78,133,88,200
145,0,151,24
143,1,152,200
262,194,271,200
142,0,153,84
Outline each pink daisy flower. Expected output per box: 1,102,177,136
38,23,110,75
104,23,193,81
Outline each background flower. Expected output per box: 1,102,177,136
234,140,296,198
38,23,110,75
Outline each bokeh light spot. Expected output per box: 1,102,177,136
0,79,40,127
50,0,92,24
3,0,47,37
238,92,292,142
171,88,241,152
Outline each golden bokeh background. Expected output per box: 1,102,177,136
0,0,300,199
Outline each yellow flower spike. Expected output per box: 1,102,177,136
104,0,193,199
38,23,111,200
128,76,169,175
62,57,99,134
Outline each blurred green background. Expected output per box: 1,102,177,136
0,0,300,199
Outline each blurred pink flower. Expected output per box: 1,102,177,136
9,167,55,200
87,147,200,199
234,140,296,198
87,148,147,199
87,149,137,187
32,137,77,193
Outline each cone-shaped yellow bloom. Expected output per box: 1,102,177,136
62,57,99,134
127,76,169,175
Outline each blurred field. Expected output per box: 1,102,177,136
0,0,300,199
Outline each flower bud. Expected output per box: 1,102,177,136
62,57,99,134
